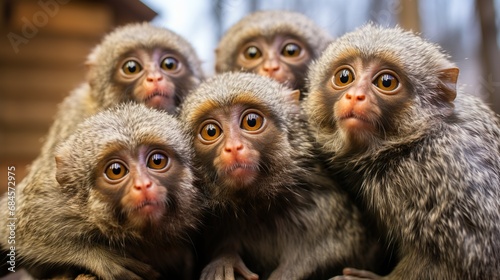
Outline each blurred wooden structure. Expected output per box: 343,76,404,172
0,0,157,195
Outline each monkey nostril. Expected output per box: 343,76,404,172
147,74,162,83
225,143,243,153
134,180,152,190
357,94,366,101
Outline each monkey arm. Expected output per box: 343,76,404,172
330,267,382,280
24,243,160,280
330,248,449,280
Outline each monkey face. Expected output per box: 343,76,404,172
114,48,192,113
195,104,266,188
193,103,286,192
94,144,187,229
235,35,312,90
311,57,411,154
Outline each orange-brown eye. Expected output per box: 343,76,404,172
200,123,222,141
333,68,355,87
147,152,169,170
105,162,128,181
243,46,262,60
161,57,179,71
374,73,399,92
241,112,264,131
122,60,142,75
281,43,301,57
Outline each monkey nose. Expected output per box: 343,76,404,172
263,64,280,73
224,143,243,153
345,91,366,102
146,72,163,83
134,178,153,191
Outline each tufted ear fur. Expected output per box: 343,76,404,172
54,155,66,186
282,89,301,114
437,67,459,102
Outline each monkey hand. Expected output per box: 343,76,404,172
200,253,259,280
329,267,383,280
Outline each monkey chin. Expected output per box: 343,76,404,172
143,92,175,112
261,71,294,87
126,200,166,228
220,164,259,189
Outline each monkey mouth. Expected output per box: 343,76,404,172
144,91,175,111
338,113,373,130
223,163,259,177
133,200,163,213
145,91,171,102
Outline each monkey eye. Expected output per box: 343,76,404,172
374,72,399,92
243,46,262,60
200,122,222,142
332,68,355,88
105,161,129,181
122,60,143,75
161,57,179,71
281,43,302,57
147,152,169,171
241,112,264,132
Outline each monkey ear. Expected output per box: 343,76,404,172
84,46,100,69
54,155,66,185
437,67,459,102
282,89,301,114
214,48,223,73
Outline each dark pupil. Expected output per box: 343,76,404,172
285,44,298,55
247,116,257,127
111,164,121,175
247,47,258,58
152,154,163,165
164,58,175,69
207,127,216,137
382,75,392,87
340,70,350,83
126,62,137,72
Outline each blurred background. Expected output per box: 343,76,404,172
0,0,499,198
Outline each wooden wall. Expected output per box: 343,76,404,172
0,0,156,195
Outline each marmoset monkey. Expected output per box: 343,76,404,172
179,72,373,280
37,22,204,159
0,103,201,279
215,10,331,94
304,24,500,279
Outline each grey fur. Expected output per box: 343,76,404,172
0,103,201,279
305,24,500,279
180,72,374,279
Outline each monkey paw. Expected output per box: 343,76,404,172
330,267,382,280
200,253,259,280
